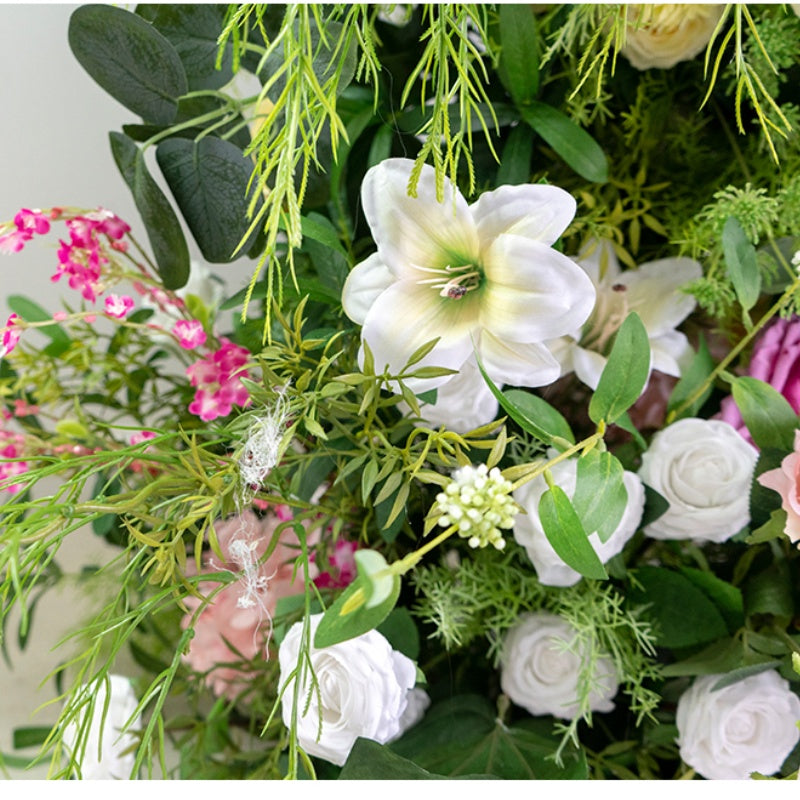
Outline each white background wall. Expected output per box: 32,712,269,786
0,4,256,779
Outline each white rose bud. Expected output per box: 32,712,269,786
278,614,418,766
638,418,757,543
500,612,619,720
676,671,800,780
513,456,645,587
63,674,142,780
620,4,724,70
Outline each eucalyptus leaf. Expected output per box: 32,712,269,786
588,312,651,425
729,376,798,451
538,485,608,580
109,132,190,289
722,216,761,312
667,334,715,420
572,451,628,544
69,5,187,125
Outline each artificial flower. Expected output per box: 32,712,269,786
0,313,22,359
756,429,800,544
186,338,251,421
104,293,134,319
342,158,596,393
63,674,142,780
619,4,725,71
500,612,619,720
638,418,758,543
278,613,418,766
549,239,701,391
675,670,800,780
513,455,645,587
172,318,207,350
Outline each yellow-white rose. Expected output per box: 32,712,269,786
620,4,724,70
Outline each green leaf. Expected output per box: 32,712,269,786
746,508,789,544
12,726,52,750
628,567,729,649
538,485,608,580
520,101,608,183
340,739,451,780
391,695,588,779
571,451,628,544
588,312,651,425
667,334,715,420
144,4,234,91
7,296,71,357
729,376,798,451
69,4,187,125
109,132,190,289
660,637,744,678
156,136,261,262
743,560,794,620
722,216,761,312
377,607,420,661
678,567,744,633
712,660,784,691
496,124,533,186
497,4,539,106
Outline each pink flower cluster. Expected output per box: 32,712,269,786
187,338,251,422
0,412,28,494
172,319,206,350
51,210,130,302
313,538,359,589
0,208,51,254
181,508,312,700
0,314,22,359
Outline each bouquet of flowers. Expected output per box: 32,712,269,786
2,3,800,781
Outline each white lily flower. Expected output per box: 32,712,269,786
549,239,702,390
342,159,596,394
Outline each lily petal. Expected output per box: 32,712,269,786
651,330,692,377
577,239,622,286
471,183,576,249
342,253,394,325
361,159,479,280
571,346,609,391
360,280,476,391
479,331,561,387
481,234,596,343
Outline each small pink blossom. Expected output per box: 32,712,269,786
104,294,134,319
0,228,32,254
14,209,50,236
0,314,22,359
187,338,251,422
84,314,96,324
172,319,207,350
757,429,800,545
130,430,156,446
313,538,359,589
12,399,39,417
0,439,28,493
52,311,68,322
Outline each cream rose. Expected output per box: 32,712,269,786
278,614,418,766
513,456,645,587
620,4,724,71
638,418,758,543
676,671,800,780
63,674,142,780
500,612,619,720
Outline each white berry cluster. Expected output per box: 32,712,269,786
435,463,517,550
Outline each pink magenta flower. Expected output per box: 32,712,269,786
757,429,800,545
719,316,800,444
181,509,316,699
0,314,22,359
0,437,28,494
172,319,207,350
0,208,50,254
104,294,134,319
187,338,251,422
313,539,359,589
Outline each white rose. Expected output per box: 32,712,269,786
676,671,800,780
500,612,619,720
513,456,645,587
278,614,418,766
63,674,142,780
638,418,758,543
620,4,724,70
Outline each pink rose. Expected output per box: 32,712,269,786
181,509,315,699
719,316,800,443
757,429,800,544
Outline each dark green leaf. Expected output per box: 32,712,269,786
156,136,261,262
730,376,798,451
539,485,608,580
69,4,187,125
712,660,784,691
7,296,71,357
588,312,651,425
377,607,420,661
109,132,190,289
722,216,761,312
340,739,450,780
743,561,794,619
145,4,234,91
667,334,715,420
496,124,533,186
750,447,788,527
520,101,608,183
628,567,729,649
13,727,52,749
678,567,744,633
660,637,744,678
572,451,628,543
498,5,539,106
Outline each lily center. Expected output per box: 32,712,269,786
413,261,483,300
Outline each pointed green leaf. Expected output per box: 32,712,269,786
69,4,187,125
520,101,608,183
109,132,190,289
722,216,761,312
497,4,539,106
496,124,533,186
588,312,651,425
729,376,798,451
538,485,608,580
571,451,628,543
667,334,715,420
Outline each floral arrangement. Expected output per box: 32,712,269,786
3,3,800,782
